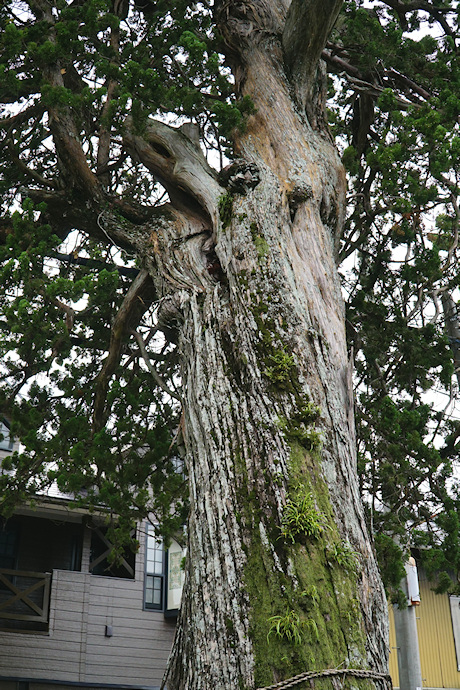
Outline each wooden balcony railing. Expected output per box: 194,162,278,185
0,568,51,623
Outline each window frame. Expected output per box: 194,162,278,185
0,421,13,453
143,523,165,611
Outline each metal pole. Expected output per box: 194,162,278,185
393,558,422,690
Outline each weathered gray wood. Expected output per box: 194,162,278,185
282,0,343,110
123,118,222,225
137,2,390,687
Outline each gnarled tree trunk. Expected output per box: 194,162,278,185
124,2,390,688
15,0,389,687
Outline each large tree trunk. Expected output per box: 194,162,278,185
28,0,389,686
127,3,391,689
0,0,389,685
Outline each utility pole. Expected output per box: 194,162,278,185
393,557,423,690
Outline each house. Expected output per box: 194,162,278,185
389,564,460,689
0,422,183,690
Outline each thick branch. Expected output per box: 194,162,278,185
18,187,170,249
347,76,414,108
380,0,456,38
386,68,432,101
48,103,101,199
92,269,156,433
96,0,123,187
36,7,102,200
0,104,45,130
131,329,182,402
323,49,432,102
96,86,118,187
48,252,139,278
282,0,343,107
6,136,58,189
322,49,362,79
123,118,223,226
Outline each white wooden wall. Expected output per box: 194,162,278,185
0,527,176,688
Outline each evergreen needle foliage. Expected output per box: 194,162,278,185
329,0,460,597
1,0,460,598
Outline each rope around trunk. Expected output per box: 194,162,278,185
257,668,393,690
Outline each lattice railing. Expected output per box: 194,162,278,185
0,568,51,623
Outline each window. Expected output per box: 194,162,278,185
165,541,185,614
144,523,164,610
0,421,13,453
89,525,135,579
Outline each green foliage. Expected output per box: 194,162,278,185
434,570,452,595
252,234,269,259
326,541,360,573
374,535,407,605
342,146,359,176
0,199,187,542
277,403,322,450
267,609,305,645
295,402,321,424
0,0,245,213
218,193,234,229
250,222,269,259
263,349,295,386
329,0,460,592
280,485,327,543
294,426,322,451
267,608,322,647
301,584,319,604
246,442,369,685
0,0,251,542
1,0,460,603
306,617,320,642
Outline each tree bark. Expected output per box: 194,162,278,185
117,2,390,688
10,0,390,686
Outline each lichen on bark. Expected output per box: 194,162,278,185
28,0,390,687
0,0,391,688
160,1,389,683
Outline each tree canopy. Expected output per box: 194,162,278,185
329,0,460,598
1,0,460,607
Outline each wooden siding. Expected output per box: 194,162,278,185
416,575,460,688
388,605,399,687
389,574,460,689
0,531,175,688
84,571,175,686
